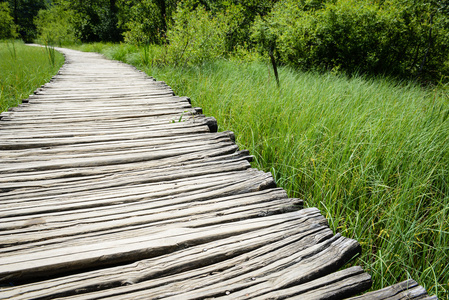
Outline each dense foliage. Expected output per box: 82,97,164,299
70,0,122,42
0,2,16,39
252,0,449,81
1,0,46,42
3,0,447,81
117,0,178,44
34,0,77,45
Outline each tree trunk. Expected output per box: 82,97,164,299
269,46,280,88
418,14,434,77
155,0,167,34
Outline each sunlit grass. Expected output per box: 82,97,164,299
71,43,449,298
0,40,64,112
155,61,449,298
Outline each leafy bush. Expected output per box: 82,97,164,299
68,0,121,42
3,0,46,42
200,0,276,52
165,2,229,65
0,2,16,39
118,0,164,45
34,0,78,45
252,0,449,81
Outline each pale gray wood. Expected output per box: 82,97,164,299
0,108,198,123
55,233,360,300
0,130,234,158
1,102,192,118
348,280,438,300
0,190,300,253
248,266,371,300
0,179,284,244
14,96,191,110
0,138,230,172
0,210,319,282
0,169,273,210
0,147,249,185
0,137,231,171
0,125,211,150
0,150,248,192
0,208,325,299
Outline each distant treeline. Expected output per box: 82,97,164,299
1,0,448,81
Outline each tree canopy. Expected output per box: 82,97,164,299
1,0,448,81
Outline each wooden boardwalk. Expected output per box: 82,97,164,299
0,48,436,299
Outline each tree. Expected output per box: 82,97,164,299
1,0,46,42
68,0,122,42
34,0,77,45
0,2,16,39
117,0,179,44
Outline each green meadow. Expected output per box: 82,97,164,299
0,40,64,112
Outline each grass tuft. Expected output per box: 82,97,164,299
0,40,64,112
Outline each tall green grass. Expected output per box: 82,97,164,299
152,61,449,298
0,40,64,112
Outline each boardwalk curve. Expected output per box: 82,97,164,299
0,48,435,299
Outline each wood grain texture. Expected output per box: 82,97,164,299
0,46,434,299
348,280,438,300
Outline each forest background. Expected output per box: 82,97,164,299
1,0,449,80
1,0,448,298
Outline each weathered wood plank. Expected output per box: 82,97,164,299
0,161,251,198
248,266,371,300
0,133,230,168
0,209,326,299
0,210,326,282
0,169,275,217
0,201,300,258
0,133,231,161
55,233,360,300
0,118,217,143
0,183,287,244
348,280,438,300
0,148,250,185
0,125,212,150
0,139,232,172
12,97,191,111
2,101,191,116
0,107,198,123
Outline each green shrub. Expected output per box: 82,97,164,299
34,0,78,46
118,0,164,45
0,2,16,39
252,0,449,81
165,2,229,65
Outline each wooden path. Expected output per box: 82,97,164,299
0,48,436,299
